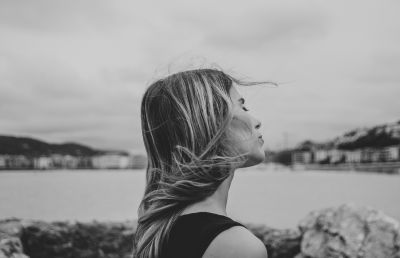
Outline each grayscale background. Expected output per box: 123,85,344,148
1,0,399,233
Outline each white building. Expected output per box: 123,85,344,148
345,150,362,163
34,157,52,169
314,149,329,163
92,154,130,169
50,154,64,168
62,155,79,169
7,155,32,169
361,148,381,162
380,146,399,161
0,155,7,169
328,149,344,163
292,151,312,164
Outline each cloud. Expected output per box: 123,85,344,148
204,9,329,51
0,0,122,34
356,52,400,84
0,0,399,151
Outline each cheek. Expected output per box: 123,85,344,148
230,115,253,138
227,115,255,149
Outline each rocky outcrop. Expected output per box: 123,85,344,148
246,223,301,258
1,204,399,258
0,236,28,258
0,218,28,258
0,219,136,258
296,204,400,258
1,218,299,258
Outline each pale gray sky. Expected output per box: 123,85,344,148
0,0,399,153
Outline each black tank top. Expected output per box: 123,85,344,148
162,212,246,258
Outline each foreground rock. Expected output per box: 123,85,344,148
1,204,399,258
0,218,28,258
1,219,136,258
0,219,296,258
296,204,400,258
0,237,28,258
246,223,301,258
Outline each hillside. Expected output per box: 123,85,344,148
0,135,128,156
335,120,400,150
295,119,400,151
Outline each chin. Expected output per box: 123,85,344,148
239,149,265,168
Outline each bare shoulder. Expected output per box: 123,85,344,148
202,225,268,258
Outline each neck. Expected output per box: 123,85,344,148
181,170,235,216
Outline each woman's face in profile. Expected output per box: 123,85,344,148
227,85,265,168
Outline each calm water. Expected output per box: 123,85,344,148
1,167,399,229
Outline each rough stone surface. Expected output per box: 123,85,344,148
1,204,400,258
297,204,400,258
0,219,136,258
246,223,301,258
0,218,26,238
0,218,29,258
0,234,28,258
21,221,136,258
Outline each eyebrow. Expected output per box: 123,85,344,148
238,98,245,104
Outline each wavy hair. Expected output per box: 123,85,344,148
133,69,257,258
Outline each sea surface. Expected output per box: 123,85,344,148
1,166,399,229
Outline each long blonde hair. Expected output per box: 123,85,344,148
133,69,252,258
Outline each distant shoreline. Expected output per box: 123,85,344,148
1,164,400,175
294,161,400,174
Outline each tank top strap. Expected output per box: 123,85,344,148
197,214,246,256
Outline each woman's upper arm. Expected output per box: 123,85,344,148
202,226,268,258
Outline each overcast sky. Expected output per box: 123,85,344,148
1,0,399,153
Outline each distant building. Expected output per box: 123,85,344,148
4,155,33,169
328,149,345,163
310,146,399,165
380,146,399,161
361,148,381,163
50,154,64,168
292,151,312,164
370,149,381,162
92,153,130,169
77,156,93,169
34,156,52,169
314,149,329,163
344,150,362,163
62,155,79,169
0,155,7,169
47,154,80,169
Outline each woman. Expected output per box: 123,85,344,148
133,68,270,258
